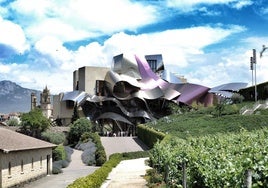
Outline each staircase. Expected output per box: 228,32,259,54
240,100,268,115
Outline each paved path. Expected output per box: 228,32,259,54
24,137,151,188
23,149,98,188
101,136,149,158
100,137,151,187
101,157,151,188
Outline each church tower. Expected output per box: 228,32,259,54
31,92,37,110
40,86,53,119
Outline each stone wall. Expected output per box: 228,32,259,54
0,148,52,188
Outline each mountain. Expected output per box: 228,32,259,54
0,80,41,114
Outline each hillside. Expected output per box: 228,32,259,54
147,102,268,139
0,80,41,114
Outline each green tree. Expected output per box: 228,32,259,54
215,102,225,117
71,102,79,123
67,118,93,145
20,109,50,138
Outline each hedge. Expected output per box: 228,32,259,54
67,151,149,188
52,144,66,161
137,124,166,148
67,153,123,188
79,132,107,166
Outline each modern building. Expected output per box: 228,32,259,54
73,66,110,94
0,127,55,188
53,53,247,134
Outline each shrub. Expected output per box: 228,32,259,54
60,160,69,168
6,117,20,126
76,141,97,165
64,146,74,162
68,151,152,188
67,118,93,145
82,149,96,165
41,131,65,144
231,93,244,104
52,162,63,174
53,144,66,161
137,124,165,148
83,132,107,166
95,150,106,166
52,146,73,174
122,151,150,159
146,168,163,184
68,153,123,188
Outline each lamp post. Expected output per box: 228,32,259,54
250,49,257,102
260,45,268,58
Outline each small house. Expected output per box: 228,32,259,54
0,128,55,188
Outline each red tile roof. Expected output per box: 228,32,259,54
0,127,56,153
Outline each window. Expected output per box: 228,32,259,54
95,80,105,95
40,156,42,168
8,162,11,176
66,100,74,109
147,60,157,72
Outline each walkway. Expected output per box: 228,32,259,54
100,137,151,187
101,157,151,188
24,137,151,187
23,149,99,188
101,136,149,158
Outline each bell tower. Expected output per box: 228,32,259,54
40,86,53,119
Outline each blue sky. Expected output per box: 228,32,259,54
0,0,268,94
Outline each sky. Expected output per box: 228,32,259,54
0,0,268,94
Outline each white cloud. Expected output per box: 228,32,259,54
231,0,253,9
198,7,221,16
34,36,73,68
10,0,158,43
0,17,29,53
0,23,249,94
27,19,91,43
13,26,246,93
0,63,11,73
166,0,253,12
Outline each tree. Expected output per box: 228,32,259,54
71,102,79,123
67,118,93,145
215,98,226,117
20,109,50,138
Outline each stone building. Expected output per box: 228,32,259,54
31,86,53,120
0,128,55,188
40,86,53,119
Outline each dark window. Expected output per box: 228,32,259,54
40,156,42,168
21,160,24,172
66,100,75,109
147,60,157,72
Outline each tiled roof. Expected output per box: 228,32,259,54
0,127,56,153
